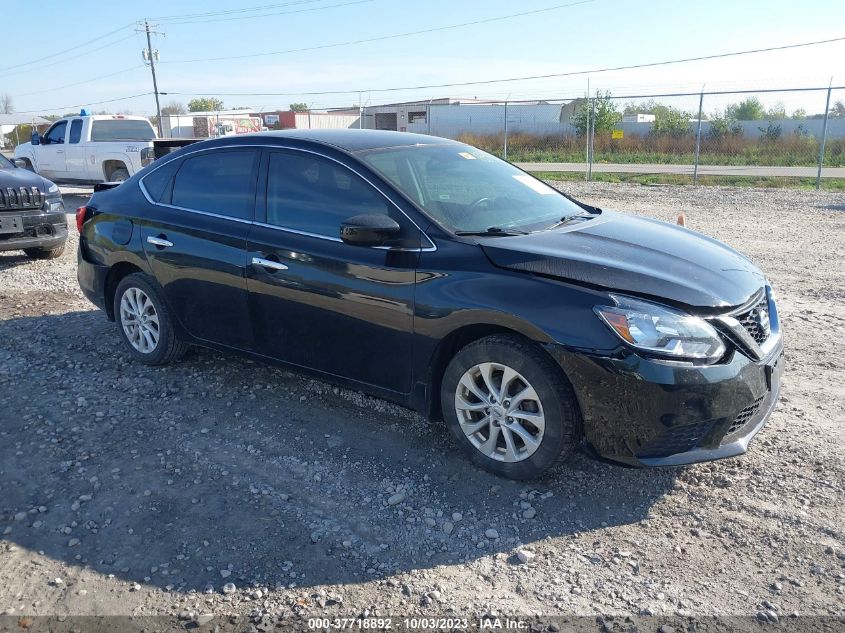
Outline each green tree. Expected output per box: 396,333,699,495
765,101,786,120
831,100,845,118
651,107,692,137
161,101,187,115
289,102,309,112
790,108,807,120
573,91,620,136
188,97,224,112
726,97,766,121
758,121,782,141
707,112,743,138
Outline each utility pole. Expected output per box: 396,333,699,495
141,20,163,137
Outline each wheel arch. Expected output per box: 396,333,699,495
102,158,130,181
424,322,574,424
103,261,145,320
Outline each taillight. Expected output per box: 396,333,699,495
76,206,88,233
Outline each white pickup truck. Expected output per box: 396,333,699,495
15,112,192,183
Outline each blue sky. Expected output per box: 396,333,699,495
3,0,844,117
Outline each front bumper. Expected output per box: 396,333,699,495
0,206,67,252
547,337,784,467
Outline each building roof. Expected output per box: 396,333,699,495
0,114,51,126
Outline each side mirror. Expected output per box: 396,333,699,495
340,213,401,247
12,158,27,168
31,131,41,145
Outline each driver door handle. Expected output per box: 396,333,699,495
147,236,173,248
252,256,288,271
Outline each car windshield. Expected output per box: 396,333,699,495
0,154,13,169
358,144,586,233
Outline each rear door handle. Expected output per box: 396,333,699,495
251,256,288,271
147,236,174,248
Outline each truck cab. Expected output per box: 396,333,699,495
15,112,158,183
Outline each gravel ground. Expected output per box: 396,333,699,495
0,183,843,630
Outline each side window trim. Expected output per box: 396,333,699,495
139,143,435,250
164,148,260,222
261,147,433,250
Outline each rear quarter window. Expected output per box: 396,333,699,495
141,159,180,203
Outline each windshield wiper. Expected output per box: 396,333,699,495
454,227,530,237
543,212,594,231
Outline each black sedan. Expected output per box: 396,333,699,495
76,130,783,479
0,153,66,258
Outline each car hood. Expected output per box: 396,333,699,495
0,167,53,192
478,210,765,309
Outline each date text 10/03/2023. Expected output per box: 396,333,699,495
307,617,529,630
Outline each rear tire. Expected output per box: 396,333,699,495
110,168,130,182
113,273,188,365
24,244,65,259
440,334,579,480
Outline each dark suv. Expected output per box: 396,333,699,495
0,153,67,258
76,130,783,479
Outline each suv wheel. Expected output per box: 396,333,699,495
440,335,579,479
113,273,188,365
24,244,65,259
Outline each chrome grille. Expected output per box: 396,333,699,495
736,295,771,345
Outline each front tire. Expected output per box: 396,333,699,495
24,244,65,259
113,273,188,365
440,335,580,480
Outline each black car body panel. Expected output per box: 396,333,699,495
479,210,766,309
0,157,67,253
76,130,784,469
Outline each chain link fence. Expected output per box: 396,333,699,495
399,86,845,188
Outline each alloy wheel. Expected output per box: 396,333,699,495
454,362,545,463
119,287,160,354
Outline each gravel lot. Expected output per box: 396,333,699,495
1,183,843,630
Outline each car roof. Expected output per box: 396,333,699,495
225,129,463,153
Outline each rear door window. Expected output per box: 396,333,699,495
170,150,258,220
68,119,83,144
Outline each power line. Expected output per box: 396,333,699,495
0,22,137,72
14,93,153,115
160,0,595,64
151,0,331,21
165,34,845,96
1,34,139,78
160,0,371,25
15,66,146,98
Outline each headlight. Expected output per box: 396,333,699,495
594,296,725,361
48,184,59,194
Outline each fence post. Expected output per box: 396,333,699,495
816,82,832,190
693,90,704,185
587,97,596,181
358,91,363,129
427,102,431,136
503,101,509,161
